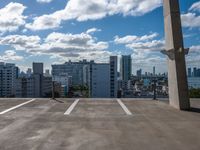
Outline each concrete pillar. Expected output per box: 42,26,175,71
163,0,190,110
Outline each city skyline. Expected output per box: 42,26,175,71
0,0,199,74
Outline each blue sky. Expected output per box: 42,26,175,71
0,0,199,74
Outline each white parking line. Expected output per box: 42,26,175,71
64,99,79,115
0,99,36,115
117,99,132,115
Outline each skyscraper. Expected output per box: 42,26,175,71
153,66,156,76
120,55,132,81
0,62,19,97
193,67,197,77
110,56,118,98
33,62,43,75
52,60,94,86
188,68,192,77
26,68,32,77
90,63,110,98
33,62,43,97
16,62,52,98
136,69,142,77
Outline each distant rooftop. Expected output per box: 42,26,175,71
0,98,200,150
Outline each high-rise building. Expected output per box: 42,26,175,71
26,68,32,77
16,62,52,98
136,69,142,77
0,62,19,97
15,77,35,98
188,68,192,77
110,56,118,98
120,55,132,81
33,62,43,97
153,66,156,76
90,63,110,98
52,60,94,86
197,69,200,77
53,73,70,97
193,67,197,77
33,62,43,75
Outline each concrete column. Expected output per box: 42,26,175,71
163,0,190,110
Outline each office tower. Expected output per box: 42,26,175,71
44,69,50,77
0,62,18,97
53,73,70,97
33,62,43,97
120,55,132,81
136,69,142,77
153,66,156,76
26,68,32,77
90,63,110,98
188,68,192,77
193,67,197,77
16,62,52,98
42,76,52,97
110,56,118,98
15,77,35,98
52,60,94,86
197,69,200,77
33,62,43,75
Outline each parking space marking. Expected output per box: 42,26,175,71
0,99,36,115
117,99,132,115
64,99,79,115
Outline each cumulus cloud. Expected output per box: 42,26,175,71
86,28,101,34
0,35,41,51
0,2,26,33
0,50,23,61
190,45,200,53
181,1,200,28
189,1,200,12
114,32,165,72
36,0,53,3
182,13,200,28
0,29,111,62
26,0,162,30
185,45,200,66
114,33,158,44
114,33,164,51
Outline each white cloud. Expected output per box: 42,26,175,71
181,2,200,28
37,0,53,3
0,29,111,62
114,33,165,72
126,40,164,51
26,0,162,30
0,2,26,33
114,33,164,51
0,50,23,61
181,13,200,28
186,45,200,66
189,1,200,12
114,33,158,44
190,45,200,53
0,35,41,51
86,28,101,34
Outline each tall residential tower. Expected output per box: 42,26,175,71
120,55,132,81
110,56,118,98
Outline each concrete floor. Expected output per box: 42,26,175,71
0,98,199,150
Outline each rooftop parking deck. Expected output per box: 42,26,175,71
0,98,200,150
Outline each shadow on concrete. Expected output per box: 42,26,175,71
189,107,200,113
